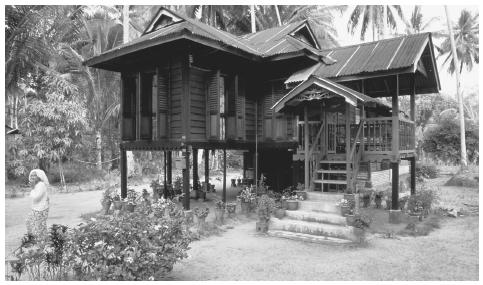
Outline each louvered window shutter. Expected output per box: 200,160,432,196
236,76,245,140
158,70,168,139
207,71,220,138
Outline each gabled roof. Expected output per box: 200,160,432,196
285,32,440,91
85,7,328,68
272,75,391,113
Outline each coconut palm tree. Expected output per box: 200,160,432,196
403,5,442,35
348,5,405,41
440,8,479,169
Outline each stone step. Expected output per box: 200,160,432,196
267,230,352,245
270,218,357,242
306,192,344,201
284,210,347,225
313,179,347,184
298,200,341,214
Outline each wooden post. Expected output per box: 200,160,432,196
410,157,416,195
193,148,199,199
304,104,309,190
223,149,227,203
345,102,351,192
120,148,127,199
391,74,400,211
204,149,209,194
183,148,190,210
167,151,172,185
163,151,168,198
136,72,141,140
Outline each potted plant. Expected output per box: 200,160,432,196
285,194,302,211
193,207,209,231
362,192,371,208
294,183,307,200
256,194,275,232
385,198,392,210
336,198,352,216
374,191,384,208
237,177,242,187
112,191,122,211
101,189,113,215
141,188,151,208
399,196,408,211
214,200,225,225
274,200,286,219
237,187,255,216
226,202,237,217
352,214,372,243
150,179,163,201
125,189,138,212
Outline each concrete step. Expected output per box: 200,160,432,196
317,169,347,174
313,179,347,184
270,218,357,242
298,200,341,214
306,192,344,201
320,160,351,164
284,210,347,225
267,230,352,245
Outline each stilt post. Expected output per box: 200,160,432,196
304,104,309,190
167,151,172,185
193,148,199,199
204,149,209,195
223,148,227,203
391,74,400,211
183,148,190,210
410,157,416,195
120,148,127,199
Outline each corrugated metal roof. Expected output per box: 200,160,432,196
285,33,431,83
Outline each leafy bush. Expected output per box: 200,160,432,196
445,168,479,188
64,200,191,280
257,194,275,222
407,183,439,214
415,163,439,180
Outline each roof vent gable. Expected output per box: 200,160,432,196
289,23,320,50
144,9,184,34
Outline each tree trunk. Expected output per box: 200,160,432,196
274,5,282,26
445,6,467,169
382,5,387,39
96,130,102,170
123,5,129,44
251,5,256,33
59,160,66,192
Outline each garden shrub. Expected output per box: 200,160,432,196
415,163,439,180
64,200,192,280
445,168,479,188
407,183,439,214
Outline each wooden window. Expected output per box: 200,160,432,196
157,71,168,139
122,75,137,140
140,73,155,140
207,72,219,139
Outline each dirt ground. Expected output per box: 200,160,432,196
4,173,479,280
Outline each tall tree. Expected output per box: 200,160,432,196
348,5,405,41
441,8,479,168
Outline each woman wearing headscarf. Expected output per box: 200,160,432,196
26,169,50,239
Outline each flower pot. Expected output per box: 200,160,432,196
362,196,371,208
125,203,136,213
237,178,242,186
113,201,122,211
286,200,299,211
281,199,288,209
210,184,215,192
274,208,286,219
231,179,237,187
241,201,250,216
196,216,206,231
249,199,257,213
375,197,382,208
353,227,366,243
226,204,236,217
340,205,350,216
215,208,225,224
399,199,407,211
102,201,112,215
385,200,392,210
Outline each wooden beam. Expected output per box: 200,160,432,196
120,148,127,199
136,72,141,140
223,148,227,203
304,104,309,190
167,151,172,185
193,148,199,199
204,149,209,195
345,103,351,192
183,148,190,210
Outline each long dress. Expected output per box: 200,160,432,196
26,181,49,239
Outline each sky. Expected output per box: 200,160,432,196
332,5,479,98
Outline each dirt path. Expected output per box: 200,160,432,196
170,216,478,281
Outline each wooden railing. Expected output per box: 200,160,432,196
359,117,415,154
348,122,363,193
308,124,325,190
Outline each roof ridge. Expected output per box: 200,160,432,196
238,19,306,39
320,32,431,53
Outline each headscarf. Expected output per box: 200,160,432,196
29,169,50,186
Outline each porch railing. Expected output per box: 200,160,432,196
357,117,415,154
308,124,325,190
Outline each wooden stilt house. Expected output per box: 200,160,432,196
85,8,440,212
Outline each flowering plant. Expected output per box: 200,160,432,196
110,188,121,201
237,187,256,203
215,200,225,210
336,199,350,207
283,194,303,201
193,207,209,219
352,214,372,229
125,189,138,205
101,188,113,205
